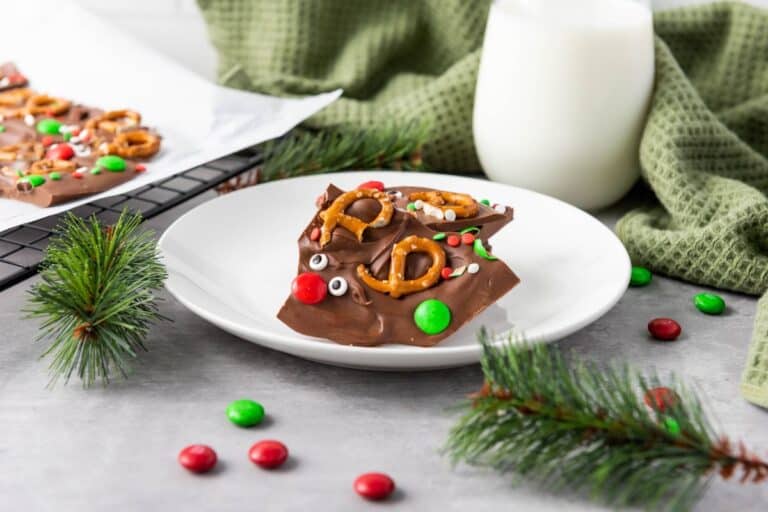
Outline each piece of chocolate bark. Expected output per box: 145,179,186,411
0,62,28,91
277,183,520,347
0,64,161,207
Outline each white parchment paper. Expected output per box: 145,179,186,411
0,0,341,232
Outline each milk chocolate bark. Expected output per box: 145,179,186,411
278,184,520,347
0,63,161,207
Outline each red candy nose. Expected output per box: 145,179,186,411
291,272,327,304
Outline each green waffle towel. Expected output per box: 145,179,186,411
198,1,768,407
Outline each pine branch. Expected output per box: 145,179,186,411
25,211,167,387
216,121,430,194
445,328,768,511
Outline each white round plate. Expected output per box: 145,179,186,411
159,171,630,370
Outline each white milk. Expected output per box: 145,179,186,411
473,0,654,211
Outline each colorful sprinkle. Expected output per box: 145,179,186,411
90,167,101,175
461,233,475,245
693,293,725,315
24,114,35,126
354,473,395,501
414,200,424,210
446,234,460,247
648,318,681,341
72,172,83,179
630,266,652,287
36,118,61,135
467,263,480,274
41,136,54,147
432,232,447,241
441,267,453,280
413,298,451,335
134,163,147,172
49,172,61,181
309,227,321,241
226,399,265,427
406,202,416,212
643,387,678,412
480,199,491,206
0,125,5,133
248,440,289,469
178,445,217,473
96,155,127,172
63,132,72,142
450,265,467,277
663,417,681,436
493,204,506,214
459,226,480,234
473,239,498,260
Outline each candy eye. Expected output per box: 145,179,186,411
309,253,328,271
328,276,348,296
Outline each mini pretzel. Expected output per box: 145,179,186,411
27,159,76,175
25,94,71,116
318,189,394,247
100,129,160,158
0,88,32,116
357,235,445,299
0,142,44,162
408,190,479,218
86,109,141,134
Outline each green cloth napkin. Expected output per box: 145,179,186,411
198,1,768,407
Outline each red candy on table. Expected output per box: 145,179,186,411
291,272,327,304
643,386,678,412
357,180,385,192
446,234,461,247
248,440,289,469
178,444,217,473
354,472,395,501
461,232,475,245
46,144,74,161
648,318,681,341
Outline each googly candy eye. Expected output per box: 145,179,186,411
309,253,329,271
328,276,348,296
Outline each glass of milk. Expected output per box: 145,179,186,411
473,0,654,211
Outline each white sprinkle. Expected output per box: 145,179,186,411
24,114,35,126
74,145,91,157
58,124,77,134
0,77,9,87
414,199,424,210
467,263,480,274
450,265,467,277
75,166,88,174
49,143,59,151
423,204,443,220
69,136,81,144
444,209,456,221
390,190,403,199
494,204,506,214
80,129,90,138
98,142,109,154
0,114,5,122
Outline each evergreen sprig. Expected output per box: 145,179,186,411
26,211,167,387
446,329,768,511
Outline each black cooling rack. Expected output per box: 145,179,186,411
0,148,262,290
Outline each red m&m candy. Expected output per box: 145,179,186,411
357,180,385,192
648,318,681,341
248,440,289,469
46,144,74,161
178,444,217,473
291,272,327,305
446,235,460,247
354,472,395,500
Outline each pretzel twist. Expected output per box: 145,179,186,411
0,142,44,162
318,189,393,247
357,235,445,299
25,94,71,116
28,159,76,175
100,129,160,159
86,109,141,134
0,88,32,116
408,190,478,218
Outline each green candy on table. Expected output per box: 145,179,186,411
96,155,127,172
694,293,726,315
36,118,61,135
226,399,265,427
413,299,451,335
629,266,652,287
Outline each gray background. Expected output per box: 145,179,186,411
3,1,768,510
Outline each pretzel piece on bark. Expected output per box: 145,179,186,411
100,130,160,159
0,142,45,162
318,189,394,247
357,235,445,299
408,190,479,218
86,109,141,134
25,94,71,116
27,159,76,175
0,87,32,116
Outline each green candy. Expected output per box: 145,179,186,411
629,266,652,287
20,175,45,187
63,132,72,142
49,172,61,181
473,238,498,260
36,118,61,135
432,232,447,241
407,202,417,211
90,167,101,175
0,125,5,133
694,292,725,315
480,199,490,206
663,417,681,436
96,155,127,172
460,226,480,234
413,299,451,335
226,399,265,427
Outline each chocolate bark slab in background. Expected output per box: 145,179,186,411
0,62,28,91
278,184,520,347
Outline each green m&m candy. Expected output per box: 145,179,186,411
226,399,265,427
49,172,61,181
96,155,127,172
629,266,652,287
413,299,451,335
19,175,45,187
36,118,61,135
693,293,725,315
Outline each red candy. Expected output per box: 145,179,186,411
446,235,460,247
248,440,289,469
134,163,147,173
648,318,681,341
461,233,475,245
178,444,217,473
643,387,678,412
309,227,320,241
72,172,83,179
354,472,395,501
41,136,54,147
291,272,327,305
46,144,74,161
8,73,26,85
357,180,385,192
441,267,453,280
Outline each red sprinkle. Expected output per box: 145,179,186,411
643,387,678,412
461,233,475,245
46,144,74,161
41,136,54,147
291,272,327,305
8,73,26,84
309,227,321,241
354,472,395,501
72,172,83,179
357,180,385,192
248,440,289,469
45,109,56,118
178,444,217,473
134,164,147,173
441,267,453,280
648,318,681,341
446,235,460,247
72,128,81,136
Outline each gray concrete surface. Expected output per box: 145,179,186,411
1,188,767,511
